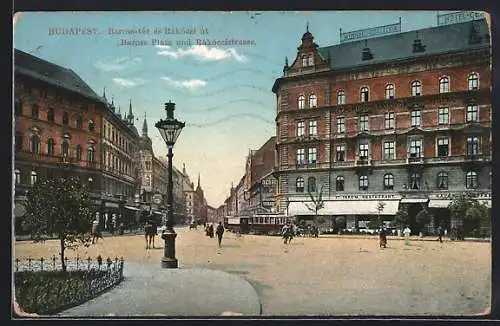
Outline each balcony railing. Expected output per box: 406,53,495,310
294,162,330,170
407,154,424,164
356,156,371,166
16,150,76,164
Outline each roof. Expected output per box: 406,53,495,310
251,136,276,186
317,19,489,71
14,49,106,103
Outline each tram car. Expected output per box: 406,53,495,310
225,214,289,235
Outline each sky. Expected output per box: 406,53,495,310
14,10,461,207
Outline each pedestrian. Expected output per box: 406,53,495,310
91,219,102,244
403,226,411,245
379,227,387,248
209,224,215,238
281,223,290,244
215,222,225,247
437,225,444,243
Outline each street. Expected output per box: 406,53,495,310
14,227,490,316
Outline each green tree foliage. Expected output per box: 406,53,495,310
305,184,325,227
394,209,409,228
449,192,491,237
22,176,94,272
415,207,430,232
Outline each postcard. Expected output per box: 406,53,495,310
12,10,491,318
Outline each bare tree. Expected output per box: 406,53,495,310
305,184,325,227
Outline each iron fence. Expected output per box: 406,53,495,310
14,255,125,314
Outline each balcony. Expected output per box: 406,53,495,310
407,154,424,164
295,162,330,170
356,156,371,166
16,150,77,168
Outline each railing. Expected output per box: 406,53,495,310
16,151,75,164
356,156,371,166
407,156,424,164
14,255,125,315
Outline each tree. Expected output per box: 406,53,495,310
22,176,94,272
415,206,430,233
448,192,488,236
305,184,325,227
376,201,386,228
394,208,409,229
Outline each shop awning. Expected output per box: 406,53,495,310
400,198,428,204
124,206,140,211
288,200,400,216
428,200,451,208
480,200,492,208
14,202,26,218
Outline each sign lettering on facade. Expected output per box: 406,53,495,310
437,11,484,26
333,193,400,200
340,21,401,44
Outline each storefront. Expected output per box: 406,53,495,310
287,193,402,229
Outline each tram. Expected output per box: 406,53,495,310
225,213,289,235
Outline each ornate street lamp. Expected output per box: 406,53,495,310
155,101,185,268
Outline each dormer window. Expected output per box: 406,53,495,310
307,55,314,66
309,94,317,108
302,56,308,67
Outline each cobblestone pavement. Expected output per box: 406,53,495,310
14,227,491,316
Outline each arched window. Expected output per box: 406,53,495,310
30,135,40,153
296,177,304,192
385,84,395,99
336,176,344,191
468,73,479,90
298,95,305,109
466,171,478,189
411,80,422,96
360,87,369,102
410,172,421,190
61,139,69,156
30,171,37,185
309,94,317,108
359,174,368,191
337,90,345,105
47,138,55,155
76,145,82,160
307,176,317,193
302,56,308,67
437,171,448,189
14,169,21,185
87,145,95,162
383,173,394,190
88,120,95,132
439,77,450,93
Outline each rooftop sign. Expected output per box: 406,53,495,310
437,11,484,26
340,18,401,44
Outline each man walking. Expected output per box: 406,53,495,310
437,225,444,243
215,222,225,248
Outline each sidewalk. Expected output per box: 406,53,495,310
318,234,491,243
15,229,145,242
57,262,262,317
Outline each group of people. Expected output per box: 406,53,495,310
205,222,225,247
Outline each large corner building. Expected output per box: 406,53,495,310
272,17,491,232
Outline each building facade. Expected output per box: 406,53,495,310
244,137,278,215
100,96,141,230
14,49,105,233
272,18,491,233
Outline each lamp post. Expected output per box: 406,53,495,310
155,101,185,269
